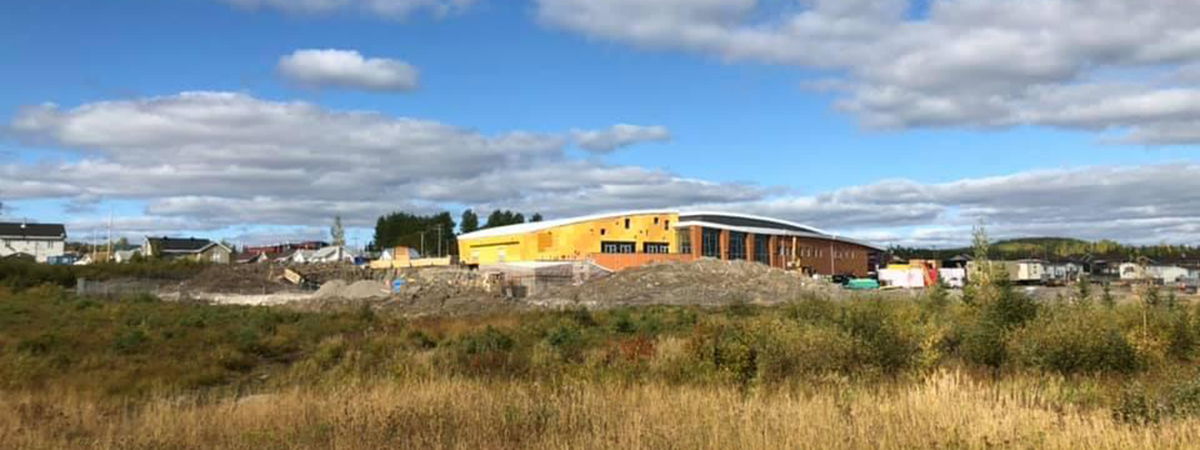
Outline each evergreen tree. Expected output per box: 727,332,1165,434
331,216,346,247
483,210,526,229
460,209,480,234
371,211,456,255
1102,283,1116,308
530,213,543,222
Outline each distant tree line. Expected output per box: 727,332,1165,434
891,237,1200,262
371,211,457,256
372,209,543,255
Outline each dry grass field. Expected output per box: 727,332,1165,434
4,261,1200,449
5,371,1200,450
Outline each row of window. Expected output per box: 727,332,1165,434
601,241,670,254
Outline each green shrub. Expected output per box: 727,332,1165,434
544,323,585,362
1011,308,1140,375
1114,378,1200,424
687,318,757,386
753,319,857,383
837,300,922,373
980,280,1038,329
449,326,526,377
784,296,838,325
956,317,1009,369
1167,308,1196,361
112,329,148,355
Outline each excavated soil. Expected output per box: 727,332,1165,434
535,259,839,307
166,260,844,315
176,264,300,295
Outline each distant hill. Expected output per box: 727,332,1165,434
890,237,1199,263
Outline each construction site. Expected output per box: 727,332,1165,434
58,210,1200,314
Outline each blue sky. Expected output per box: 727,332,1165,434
2,0,1199,247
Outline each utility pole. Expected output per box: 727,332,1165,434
420,232,425,258
437,224,443,258
107,211,113,261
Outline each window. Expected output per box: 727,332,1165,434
678,229,692,255
754,234,769,264
600,228,606,236
644,242,670,254
624,218,631,229
728,232,747,260
602,241,636,254
654,217,660,225
701,228,721,257
664,220,670,230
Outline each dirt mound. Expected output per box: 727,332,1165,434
177,264,299,295
314,280,390,300
538,259,834,307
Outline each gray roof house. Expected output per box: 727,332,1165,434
0,222,67,263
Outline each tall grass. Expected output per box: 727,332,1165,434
3,283,1200,448
5,372,1200,449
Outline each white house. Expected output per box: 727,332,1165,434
113,249,142,263
1119,263,1190,283
309,246,355,264
0,222,66,263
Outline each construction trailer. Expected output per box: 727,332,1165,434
967,260,1046,284
456,210,883,276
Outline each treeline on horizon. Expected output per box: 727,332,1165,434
370,209,543,254
891,237,1200,262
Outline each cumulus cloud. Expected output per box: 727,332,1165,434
572,124,671,153
537,0,1200,144
220,0,474,19
279,49,419,92
4,92,754,233
9,92,1200,246
706,164,1200,247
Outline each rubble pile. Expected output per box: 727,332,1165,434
539,259,835,307
177,264,299,295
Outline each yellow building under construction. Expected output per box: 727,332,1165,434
457,210,884,276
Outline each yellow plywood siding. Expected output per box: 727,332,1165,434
458,212,679,265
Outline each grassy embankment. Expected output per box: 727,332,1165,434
3,267,1200,448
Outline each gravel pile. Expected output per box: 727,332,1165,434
313,280,390,300
539,259,835,307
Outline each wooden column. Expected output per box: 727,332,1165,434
719,229,730,260
690,227,703,258
768,235,779,267
745,234,756,262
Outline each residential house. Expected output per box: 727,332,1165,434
0,221,66,263
309,246,355,264
1044,260,1083,283
143,237,232,264
113,248,143,263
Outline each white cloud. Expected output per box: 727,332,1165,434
537,0,1200,144
4,92,750,232
708,164,1200,247
8,92,1200,246
572,124,671,153
279,49,419,92
220,0,475,19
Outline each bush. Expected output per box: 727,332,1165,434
753,319,857,383
449,326,527,377
112,329,149,355
837,300,922,374
956,317,1009,369
687,318,757,386
1011,308,1140,375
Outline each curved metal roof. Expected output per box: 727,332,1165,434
457,209,882,251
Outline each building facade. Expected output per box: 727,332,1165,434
456,211,882,276
143,237,232,264
0,222,67,263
